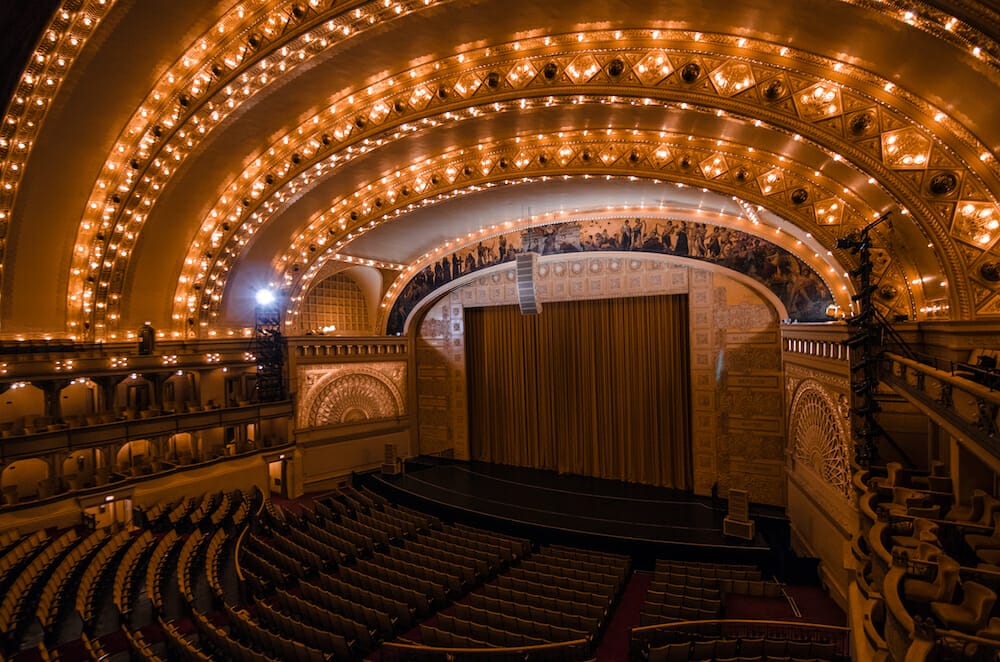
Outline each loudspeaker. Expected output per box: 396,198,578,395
723,518,756,540
381,443,402,475
516,252,541,315
723,488,755,540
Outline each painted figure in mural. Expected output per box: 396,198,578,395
706,227,722,257
543,228,558,254
674,223,689,256
643,226,662,251
696,225,711,257
387,216,835,333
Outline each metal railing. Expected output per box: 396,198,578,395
881,353,1000,461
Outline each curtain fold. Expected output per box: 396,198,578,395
466,295,691,489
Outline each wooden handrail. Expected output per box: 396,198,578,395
380,638,590,655
630,618,850,636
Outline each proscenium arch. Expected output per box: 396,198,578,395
60,31,998,336
381,214,837,334
399,250,795,337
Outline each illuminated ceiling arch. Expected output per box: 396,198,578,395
158,34,1000,333
3,1,1000,338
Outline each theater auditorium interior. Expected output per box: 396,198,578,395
1,0,1000,660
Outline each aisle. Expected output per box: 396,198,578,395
595,571,652,662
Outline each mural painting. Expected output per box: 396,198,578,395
387,218,834,332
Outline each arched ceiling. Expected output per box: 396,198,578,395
3,0,1000,339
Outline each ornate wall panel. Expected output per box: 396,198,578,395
705,279,786,506
296,362,406,429
415,297,468,458
689,268,720,498
789,379,853,500
780,350,857,607
455,255,689,308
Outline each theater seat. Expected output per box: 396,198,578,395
931,582,996,634
965,512,1000,552
903,553,959,604
948,490,989,523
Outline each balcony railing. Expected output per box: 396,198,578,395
0,400,294,463
881,352,1000,462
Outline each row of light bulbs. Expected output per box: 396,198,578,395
159,38,997,334
177,85,916,332
268,129,883,324
0,3,981,340
66,0,448,335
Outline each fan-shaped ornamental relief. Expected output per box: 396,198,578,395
297,363,406,428
789,380,851,499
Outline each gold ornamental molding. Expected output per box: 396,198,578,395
2,5,998,336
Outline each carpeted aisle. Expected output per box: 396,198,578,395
595,571,651,662
724,584,845,625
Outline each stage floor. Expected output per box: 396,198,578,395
368,460,780,563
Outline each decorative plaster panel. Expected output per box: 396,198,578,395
296,362,406,429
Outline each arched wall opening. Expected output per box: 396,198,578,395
0,384,45,434
412,251,794,506
1,458,50,503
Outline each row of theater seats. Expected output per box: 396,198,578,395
233,483,537,660
0,528,80,645
399,545,630,660
111,529,155,620
3,479,816,661
856,462,1000,660
656,558,763,581
642,559,783,626
247,483,612,660
0,485,254,660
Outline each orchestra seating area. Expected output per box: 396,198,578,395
0,480,845,661
640,559,768,626
854,461,1000,661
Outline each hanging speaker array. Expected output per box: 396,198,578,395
516,252,542,315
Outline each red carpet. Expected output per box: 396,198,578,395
725,584,845,626
595,570,650,662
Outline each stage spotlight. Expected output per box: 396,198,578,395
255,289,276,306
835,237,856,250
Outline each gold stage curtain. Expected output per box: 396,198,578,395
466,295,691,489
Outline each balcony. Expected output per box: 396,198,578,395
0,400,294,463
881,352,1000,466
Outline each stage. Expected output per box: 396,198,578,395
364,459,789,569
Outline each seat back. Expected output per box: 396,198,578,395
965,582,998,627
